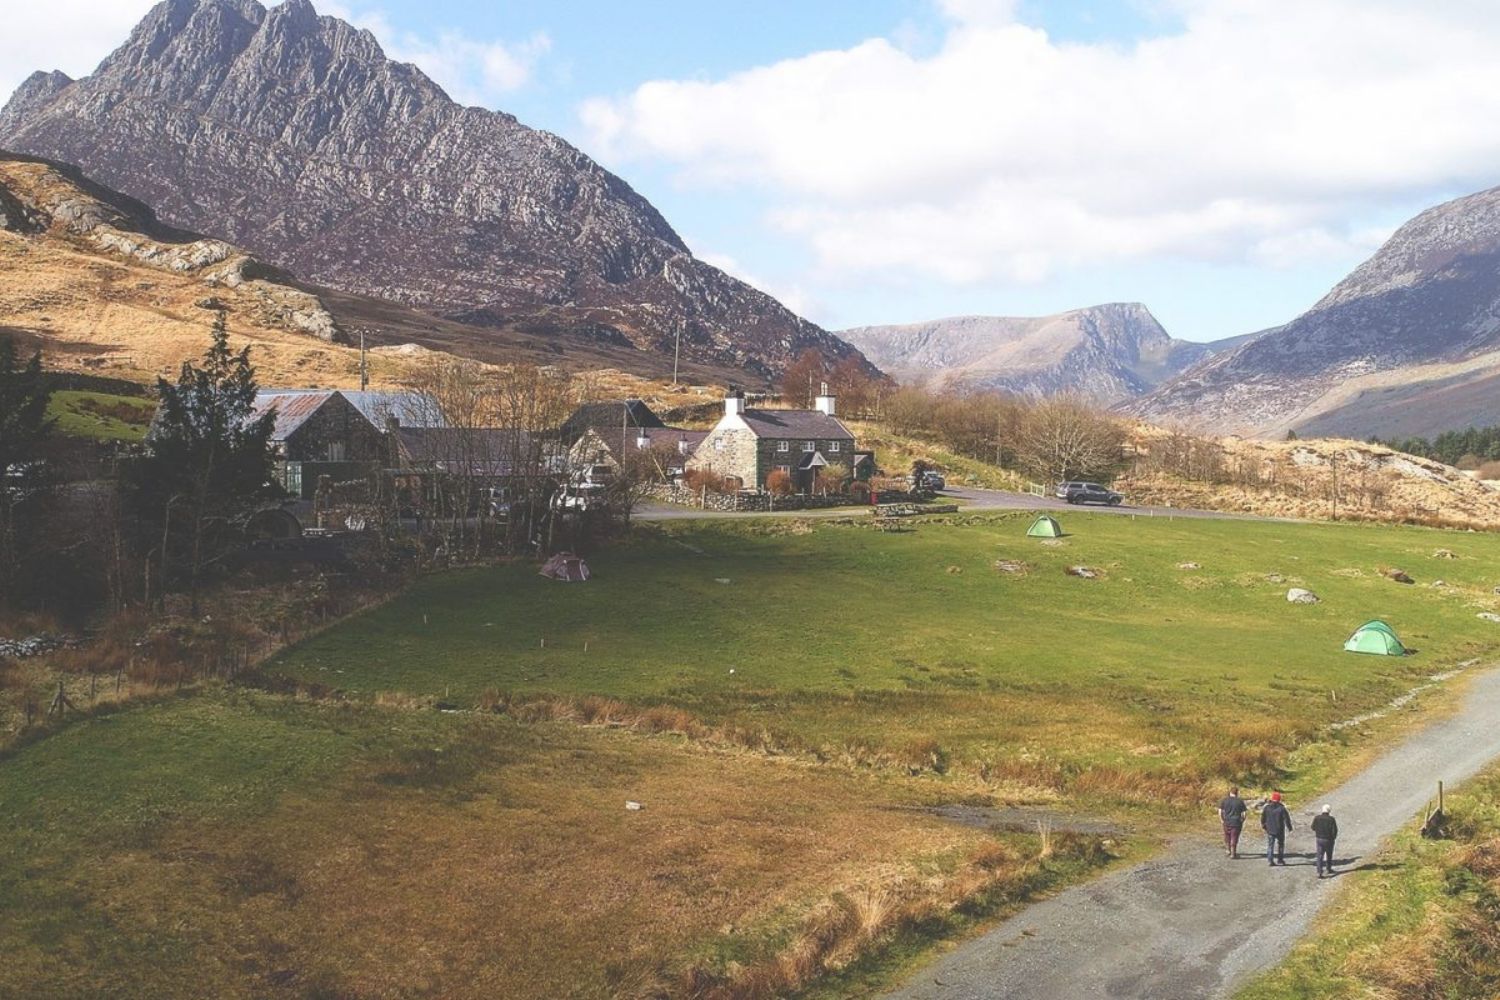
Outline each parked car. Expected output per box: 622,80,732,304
552,482,608,512
1055,481,1124,505
920,471,947,491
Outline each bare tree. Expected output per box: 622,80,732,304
1016,398,1126,484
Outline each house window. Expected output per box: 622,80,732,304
327,442,346,462
775,465,791,474
829,441,841,453
714,438,725,451
803,441,815,452
778,440,789,452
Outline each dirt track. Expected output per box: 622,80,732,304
884,666,1500,999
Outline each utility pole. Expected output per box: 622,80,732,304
672,329,681,388
359,329,369,391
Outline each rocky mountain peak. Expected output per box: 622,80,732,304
841,302,1220,406
1135,182,1500,438
0,0,873,380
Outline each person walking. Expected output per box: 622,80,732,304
1262,791,1293,866
1218,786,1248,859
1312,804,1339,878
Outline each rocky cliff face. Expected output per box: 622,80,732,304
1135,185,1500,438
842,303,1216,405
0,0,871,379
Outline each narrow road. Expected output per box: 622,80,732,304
886,666,1500,999
638,487,1264,522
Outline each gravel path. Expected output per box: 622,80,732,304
885,666,1500,1000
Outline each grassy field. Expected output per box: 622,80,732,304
270,512,1500,810
9,511,1500,998
1241,764,1500,999
0,691,1109,999
46,388,156,441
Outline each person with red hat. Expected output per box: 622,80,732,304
1261,791,1294,866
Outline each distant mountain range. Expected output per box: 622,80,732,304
0,0,874,381
842,303,1236,406
1133,185,1500,439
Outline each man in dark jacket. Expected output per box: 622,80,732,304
1218,787,1248,859
1261,791,1293,866
1312,804,1339,878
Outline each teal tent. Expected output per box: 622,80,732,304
1027,515,1063,538
1344,621,1405,656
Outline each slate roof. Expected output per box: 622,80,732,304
561,399,665,443
738,409,854,440
395,427,564,477
339,390,447,429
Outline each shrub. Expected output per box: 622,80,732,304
765,469,795,496
682,468,729,493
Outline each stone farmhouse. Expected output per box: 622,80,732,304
687,387,874,492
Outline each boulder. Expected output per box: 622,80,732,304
1286,588,1320,605
1176,562,1201,570
1479,613,1500,624
994,559,1030,575
1433,548,1458,559
1384,568,1415,584
1066,565,1099,579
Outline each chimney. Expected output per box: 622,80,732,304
724,387,746,416
814,381,836,416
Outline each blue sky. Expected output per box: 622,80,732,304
7,0,1500,341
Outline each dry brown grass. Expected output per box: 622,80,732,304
4,710,1007,1000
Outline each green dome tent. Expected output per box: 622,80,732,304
1344,621,1405,656
1027,514,1063,538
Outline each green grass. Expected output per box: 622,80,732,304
46,389,155,441
1240,764,1500,999
269,513,1500,808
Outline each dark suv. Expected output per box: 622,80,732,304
1055,481,1124,506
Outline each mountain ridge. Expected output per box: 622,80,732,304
0,0,875,381
1135,183,1500,438
842,302,1225,405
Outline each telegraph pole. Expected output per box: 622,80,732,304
359,330,369,391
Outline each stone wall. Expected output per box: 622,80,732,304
649,483,931,512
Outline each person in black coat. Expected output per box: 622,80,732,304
1261,791,1293,866
1312,804,1339,878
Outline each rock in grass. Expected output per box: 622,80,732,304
1066,566,1099,579
1433,548,1458,559
625,800,643,811
1383,568,1415,584
1479,613,1500,624
994,559,1030,575
1286,588,1320,604
1176,562,1201,570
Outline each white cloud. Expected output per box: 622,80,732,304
324,3,550,106
581,0,1500,288
0,2,155,105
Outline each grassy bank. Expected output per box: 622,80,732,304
0,690,1104,999
269,513,1500,812
1241,765,1500,999
45,388,155,441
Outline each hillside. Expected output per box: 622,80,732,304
0,0,874,381
842,303,1222,405
1122,430,1500,528
1136,182,1500,438
0,151,752,398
